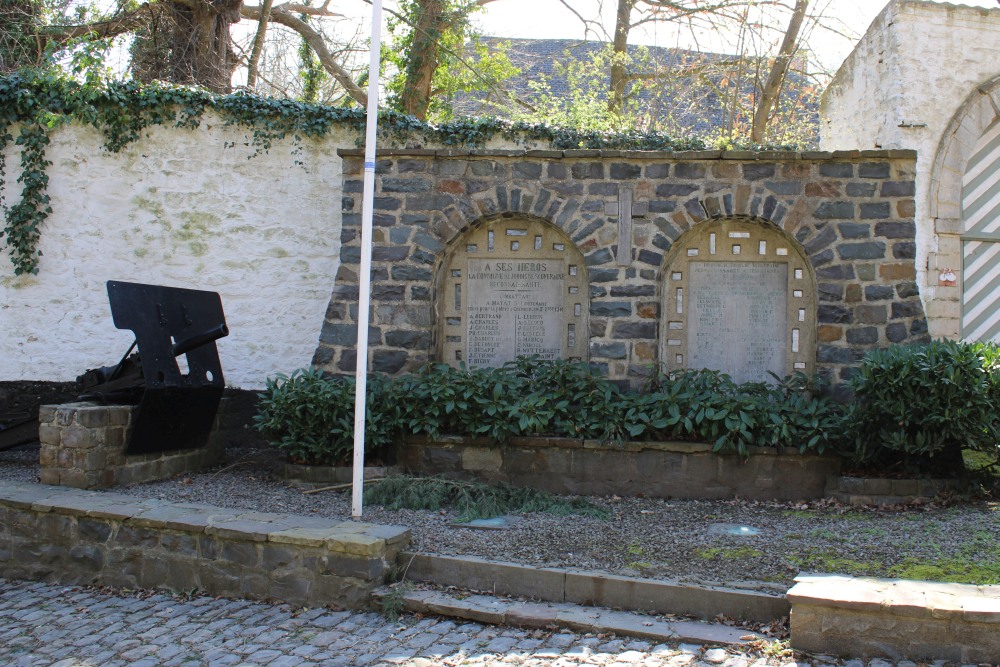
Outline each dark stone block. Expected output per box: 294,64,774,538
837,242,886,260
374,197,401,211
652,234,672,252
854,305,887,324
896,281,919,298
410,232,443,254
817,345,863,364
816,264,855,280
372,350,407,374
864,285,894,301
875,222,916,239
344,180,363,193
646,164,669,179
311,346,334,366
838,223,870,239
765,180,801,195
846,182,877,197
513,162,543,179
590,286,607,298
591,302,632,317
611,163,642,179
320,323,361,346
585,248,615,266
762,196,778,220
804,225,838,254
880,181,915,197
389,227,410,244
590,268,619,283
590,342,628,359
811,248,835,266
893,241,916,259
402,214,431,226
589,182,618,196
637,249,663,266
547,163,567,179
372,285,405,301
572,163,604,179
471,161,501,176
860,202,891,219
341,246,360,264
411,249,436,265
372,246,409,262
397,159,427,173
385,330,431,349
846,327,879,345
814,201,855,219
885,322,908,343
743,163,776,180
910,318,929,336
685,199,704,218
818,305,852,324
675,163,706,179
656,183,698,197
612,321,656,339
382,178,430,193
892,301,923,319
649,201,676,213
818,283,844,302
391,266,432,281
406,194,454,210
859,162,891,179
411,286,431,301
342,196,356,211
819,163,853,178
610,285,656,297
572,220,603,243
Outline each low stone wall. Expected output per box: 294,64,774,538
0,482,410,609
38,402,225,489
282,464,400,488
396,437,842,501
825,475,960,506
788,573,1000,661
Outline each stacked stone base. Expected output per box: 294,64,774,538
788,574,1000,661
0,482,410,609
38,402,224,489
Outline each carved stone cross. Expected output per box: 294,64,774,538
605,185,649,266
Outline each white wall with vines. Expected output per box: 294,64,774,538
1,117,352,388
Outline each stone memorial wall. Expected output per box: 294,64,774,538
438,219,589,367
320,148,927,389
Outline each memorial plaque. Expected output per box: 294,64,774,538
687,261,787,384
465,258,565,368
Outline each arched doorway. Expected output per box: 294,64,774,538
961,119,1000,341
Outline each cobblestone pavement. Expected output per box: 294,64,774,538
0,578,937,667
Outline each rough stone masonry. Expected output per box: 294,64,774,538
318,148,927,390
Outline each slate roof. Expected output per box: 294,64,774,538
451,37,819,142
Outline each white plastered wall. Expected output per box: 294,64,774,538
820,0,1000,338
0,116,354,388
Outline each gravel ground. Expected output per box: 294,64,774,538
3,444,998,592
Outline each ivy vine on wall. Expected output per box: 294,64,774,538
0,72,719,276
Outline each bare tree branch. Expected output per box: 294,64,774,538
242,2,368,105
751,0,807,142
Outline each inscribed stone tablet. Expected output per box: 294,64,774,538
465,258,565,368
687,262,787,384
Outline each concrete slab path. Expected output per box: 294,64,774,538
0,578,954,666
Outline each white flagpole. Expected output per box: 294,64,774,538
352,0,383,519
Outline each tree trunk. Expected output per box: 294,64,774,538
750,0,807,144
399,0,446,120
166,0,243,93
245,0,274,90
608,0,635,115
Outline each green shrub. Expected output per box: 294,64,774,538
253,368,397,465
847,340,1000,474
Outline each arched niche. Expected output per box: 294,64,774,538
659,218,817,383
437,217,589,368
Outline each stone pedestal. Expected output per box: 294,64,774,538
38,401,224,489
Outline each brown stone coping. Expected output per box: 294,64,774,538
0,481,410,557
402,434,831,458
787,573,1000,622
337,148,917,160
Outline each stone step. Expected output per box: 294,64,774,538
373,587,766,647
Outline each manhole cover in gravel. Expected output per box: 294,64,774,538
451,516,521,530
707,523,762,536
